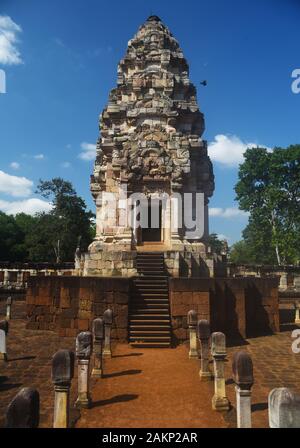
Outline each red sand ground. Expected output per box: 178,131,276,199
77,343,228,428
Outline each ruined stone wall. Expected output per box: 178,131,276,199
26,275,279,343
26,276,130,341
170,277,279,342
169,278,210,343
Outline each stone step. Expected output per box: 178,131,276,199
131,300,169,306
131,307,170,313
134,271,168,281
130,308,170,314
137,253,164,257
131,293,169,298
133,280,169,290
130,314,170,320
130,319,170,324
130,324,171,330
130,329,170,334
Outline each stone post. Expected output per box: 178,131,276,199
0,320,9,361
52,349,74,428
6,296,12,320
75,331,92,408
268,387,300,428
3,269,10,287
187,310,198,358
92,318,104,377
279,272,288,290
103,309,113,358
295,301,300,325
232,351,254,428
5,387,40,428
17,270,24,287
211,332,230,411
197,319,212,381
294,275,300,291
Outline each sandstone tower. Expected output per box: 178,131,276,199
84,15,215,277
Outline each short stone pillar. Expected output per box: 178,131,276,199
211,332,230,411
294,275,300,291
187,310,198,358
103,309,113,358
75,331,92,408
279,272,288,290
17,270,24,287
5,387,40,428
52,349,74,428
295,301,300,325
232,351,254,428
197,319,212,381
268,387,300,428
6,296,12,320
3,269,10,287
0,320,9,361
92,318,104,377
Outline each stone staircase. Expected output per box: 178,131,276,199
129,252,171,348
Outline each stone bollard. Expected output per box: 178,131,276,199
92,318,104,377
269,387,300,428
5,387,40,428
0,320,9,361
6,296,12,320
75,331,92,408
187,310,198,358
211,332,230,411
3,269,10,287
52,349,75,428
232,351,254,428
103,309,113,358
17,270,24,287
197,319,212,381
295,301,300,325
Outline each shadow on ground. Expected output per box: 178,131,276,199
91,394,139,409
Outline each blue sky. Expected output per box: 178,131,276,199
0,0,299,244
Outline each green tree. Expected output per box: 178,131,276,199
208,233,227,255
0,212,24,261
229,240,254,264
235,145,300,265
35,178,95,262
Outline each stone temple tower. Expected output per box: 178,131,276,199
84,15,215,277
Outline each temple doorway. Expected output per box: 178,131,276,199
141,198,162,243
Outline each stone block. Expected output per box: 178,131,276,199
78,319,90,331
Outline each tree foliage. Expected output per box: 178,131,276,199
0,178,95,262
234,145,300,265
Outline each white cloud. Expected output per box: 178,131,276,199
34,153,45,160
209,207,249,219
208,134,271,168
0,170,33,197
217,233,229,241
10,162,20,170
0,15,23,65
0,198,52,215
61,161,71,168
78,142,96,161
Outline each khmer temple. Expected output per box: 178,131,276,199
26,16,280,348
83,15,215,278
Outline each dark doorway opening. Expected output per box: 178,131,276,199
141,199,162,242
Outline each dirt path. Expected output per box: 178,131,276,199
76,343,228,428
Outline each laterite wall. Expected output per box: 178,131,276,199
26,275,279,343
